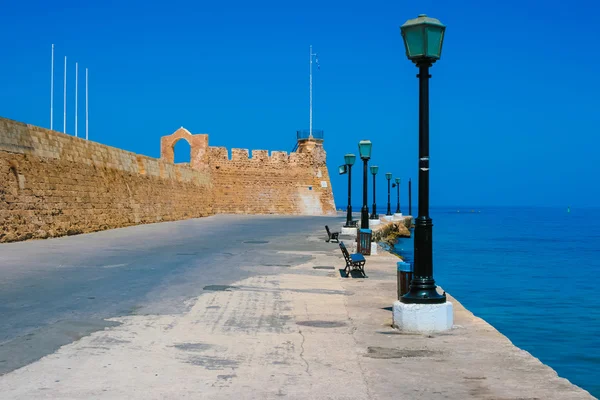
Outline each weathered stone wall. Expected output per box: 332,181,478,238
372,218,412,245
0,116,337,243
0,117,214,242
158,129,336,216
206,145,336,215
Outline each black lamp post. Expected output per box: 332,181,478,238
408,178,412,216
344,154,356,227
399,14,446,304
385,173,392,215
358,140,372,229
370,166,379,219
393,178,401,214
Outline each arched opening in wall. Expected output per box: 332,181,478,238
173,138,191,165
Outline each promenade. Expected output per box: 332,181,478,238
0,215,592,399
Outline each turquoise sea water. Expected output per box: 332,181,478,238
393,207,600,398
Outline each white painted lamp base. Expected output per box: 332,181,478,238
382,215,394,221
370,242,377,255
392,301,453,333
368,219,381,227
341,226,357,236
393,213,403,220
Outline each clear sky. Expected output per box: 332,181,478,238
1,0,598,208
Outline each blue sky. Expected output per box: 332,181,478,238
1,0,599,208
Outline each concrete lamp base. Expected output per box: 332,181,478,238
341,227,357,236
382,215,394,221
393,213,403,220
368,219,381,228
370,242,377,255
392,301,453,333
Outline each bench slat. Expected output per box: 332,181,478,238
350,254,365,263
339,241,367,277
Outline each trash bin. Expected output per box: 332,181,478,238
357,228,372,256
397,261,413,299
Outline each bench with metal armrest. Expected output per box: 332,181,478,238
339,241,366,277
325,225,340,243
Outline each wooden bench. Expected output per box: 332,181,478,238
325,225,340,243
339,241,366,277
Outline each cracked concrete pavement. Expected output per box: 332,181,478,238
0,216,593,399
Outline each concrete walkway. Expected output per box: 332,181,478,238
0,214,335,375
0,219,593,399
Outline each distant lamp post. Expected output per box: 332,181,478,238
400,14,446,304
385,173,393,215
370,166,379,219
393,178,401,214
358,140,372,229
344,154,356,227
408,178,412,216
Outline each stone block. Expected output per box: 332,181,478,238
392,301,453,333
369,219,381,228
341,226,357,236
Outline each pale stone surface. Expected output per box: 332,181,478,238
393,212,403,220
370,242,378,255
0,224,593,399
368,218,381,227
382,215,393,221
341,226,357,235
392,300,454,333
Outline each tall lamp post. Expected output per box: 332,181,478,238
370,166,379,219
358,140,372,229
400,14,446,304
344,154,356,227
393,178,401,214
408,178,412,216
385,173,392,215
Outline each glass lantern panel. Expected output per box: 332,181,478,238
344,154,356,166
425,26,445,59
402,26,425,58
358,141,372,159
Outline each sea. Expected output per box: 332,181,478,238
392,206,600,398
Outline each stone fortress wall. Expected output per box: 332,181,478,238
160,126,335,216
0,116,335,243
206,144,335,215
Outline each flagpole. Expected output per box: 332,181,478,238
75,62,78,137
50,44,54,130
63,56,67,134
309,45,313,138
86,68,89,140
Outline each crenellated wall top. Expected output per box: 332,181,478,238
158,127,326,168
206,146,323,167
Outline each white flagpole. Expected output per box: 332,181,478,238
309,45,312,138
86,68,89,140
50,44,54,130
75,62,78,137
63,56,67,134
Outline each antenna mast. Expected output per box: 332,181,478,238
309,45,318,138
75,62,78,137
86,68,89,140
50,44,54,130
63,56,67,134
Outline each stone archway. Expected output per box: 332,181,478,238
160,127,209,170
